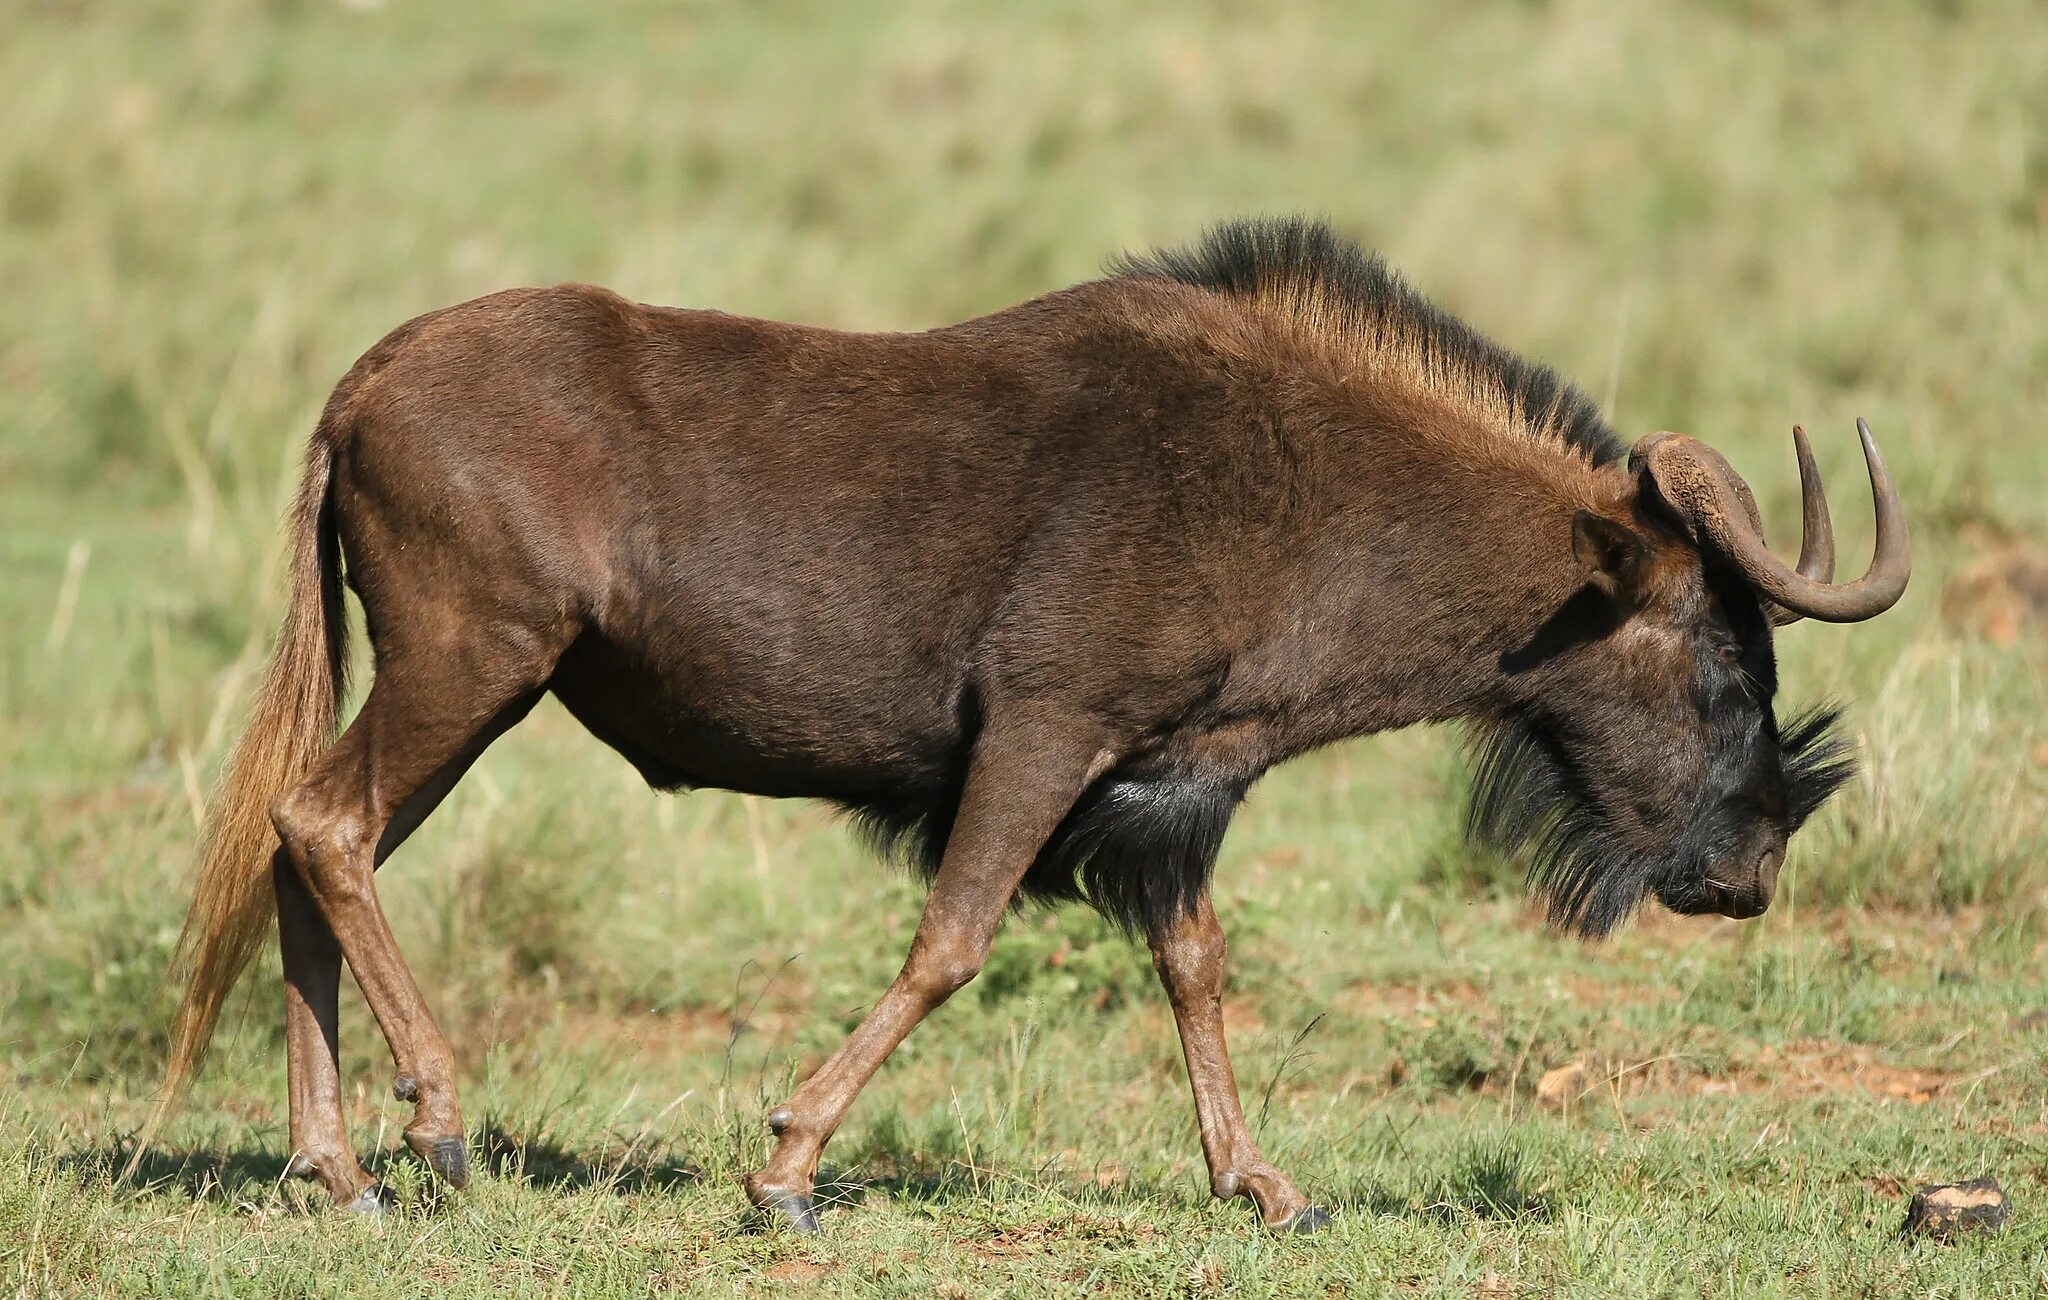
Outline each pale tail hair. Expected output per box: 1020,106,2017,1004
125,434,348,1178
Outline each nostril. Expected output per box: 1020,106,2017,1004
1755,846,1784,896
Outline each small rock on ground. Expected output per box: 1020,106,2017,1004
1535,1062,1588,1109
1903,1177,2009,1241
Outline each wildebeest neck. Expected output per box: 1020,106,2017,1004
1217,408,1626,748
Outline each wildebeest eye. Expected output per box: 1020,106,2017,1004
1710,638,1742,664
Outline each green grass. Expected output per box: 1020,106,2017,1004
4,0,2047,1295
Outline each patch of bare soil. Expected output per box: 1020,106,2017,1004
1522,1053,1710,1106
970,1221,1064,1260
1050,1149,1134,1190
1942,526,2048,646
452,989,808,1073
1736,1039,1962,1103
1526,1038,1964,1110
1339,974,1673,1032
1339,979,1491,1022
967,1216,1157,1262
764,1259,833,1283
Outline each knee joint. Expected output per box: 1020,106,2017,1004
270,790,373,903
909,950,985,1001
1151,930,1227,981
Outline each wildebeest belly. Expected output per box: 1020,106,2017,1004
546,581,976,804
550,376,1041,799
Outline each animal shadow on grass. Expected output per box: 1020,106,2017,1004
85,1123,1548,1231
478,1122,702,1196
77,1124,700,1210
71,1141,289,1207
802,1113,1190,1224
797,1116,1557,1229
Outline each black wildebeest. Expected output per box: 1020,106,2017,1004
148,217,1907,1232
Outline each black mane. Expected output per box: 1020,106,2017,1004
846,772,1244,937
1111,216,1624,466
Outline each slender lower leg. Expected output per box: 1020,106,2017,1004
277,789,471,1183
271,702,530,1204
744,714,1109,1224
1147,892,1321,1229
272,671,547,1192
275,856,378,1206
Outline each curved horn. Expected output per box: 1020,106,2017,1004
1631,419,1909,624
1767,425,1839,625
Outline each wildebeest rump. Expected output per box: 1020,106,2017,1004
143,217,1908,1231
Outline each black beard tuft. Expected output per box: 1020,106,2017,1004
1464,717,1651,938
1463,704,1857,939
1780,704,1856,828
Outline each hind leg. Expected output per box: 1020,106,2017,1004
276,857,380,1209
271,626,562,1200
275,692,539,1208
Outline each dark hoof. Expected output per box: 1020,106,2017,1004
338,1185,390,1215
1281,1205,1333,1234
405,1132,470,1190
751,1186,821,1234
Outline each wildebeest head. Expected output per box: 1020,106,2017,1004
1471,421,1910,936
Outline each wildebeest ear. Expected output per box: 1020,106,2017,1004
1572,509,1650,603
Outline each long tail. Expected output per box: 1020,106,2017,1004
127,432,348,1173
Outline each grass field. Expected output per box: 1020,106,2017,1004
4,1,2047,1295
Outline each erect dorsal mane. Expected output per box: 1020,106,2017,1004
1110,216,1624,466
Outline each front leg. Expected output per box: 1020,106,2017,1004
744,707,1112,1231
1147,892,1329,1232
